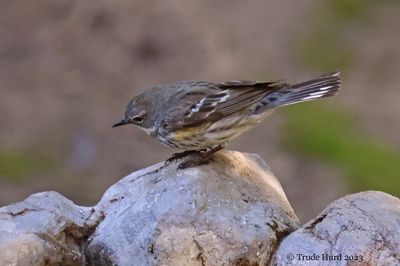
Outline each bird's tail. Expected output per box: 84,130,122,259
265,71,341,108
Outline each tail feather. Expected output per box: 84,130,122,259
270,71,341,107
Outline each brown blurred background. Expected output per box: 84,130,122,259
1,0,399,222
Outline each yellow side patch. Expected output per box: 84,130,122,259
171,124,209,142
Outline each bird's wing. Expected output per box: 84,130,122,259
166,80,285,130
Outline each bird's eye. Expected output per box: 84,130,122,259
132,116,144,124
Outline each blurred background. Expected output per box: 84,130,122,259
1,0,399,222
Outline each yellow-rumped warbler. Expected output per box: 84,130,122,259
113,71,341,169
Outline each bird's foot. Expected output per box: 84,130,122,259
165,150,203,165
177,154,212,169
173,145,225,170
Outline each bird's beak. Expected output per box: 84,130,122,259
112,119,129,128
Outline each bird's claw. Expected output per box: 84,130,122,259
177,156,212,170
165,145,224,170
164,150,201,165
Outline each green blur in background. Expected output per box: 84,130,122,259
284,0,400,196
284,103,400,195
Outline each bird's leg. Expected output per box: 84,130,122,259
177,144,224,170
165,149,205,165
201,144,224,156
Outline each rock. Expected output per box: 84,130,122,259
1,151,399,266
85,150,299,265
271,191,400,266
0,191,92,266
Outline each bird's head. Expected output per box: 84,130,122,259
113,94,155,133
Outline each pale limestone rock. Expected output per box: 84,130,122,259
85,151,299,265
1,152,399,266
0,191,92,266
272,191,400,266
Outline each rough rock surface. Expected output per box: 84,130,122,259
85,150,299,265
0,151,399,266
0,192,92,265
272,191,400,266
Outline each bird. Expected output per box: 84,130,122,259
113,71,341,169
